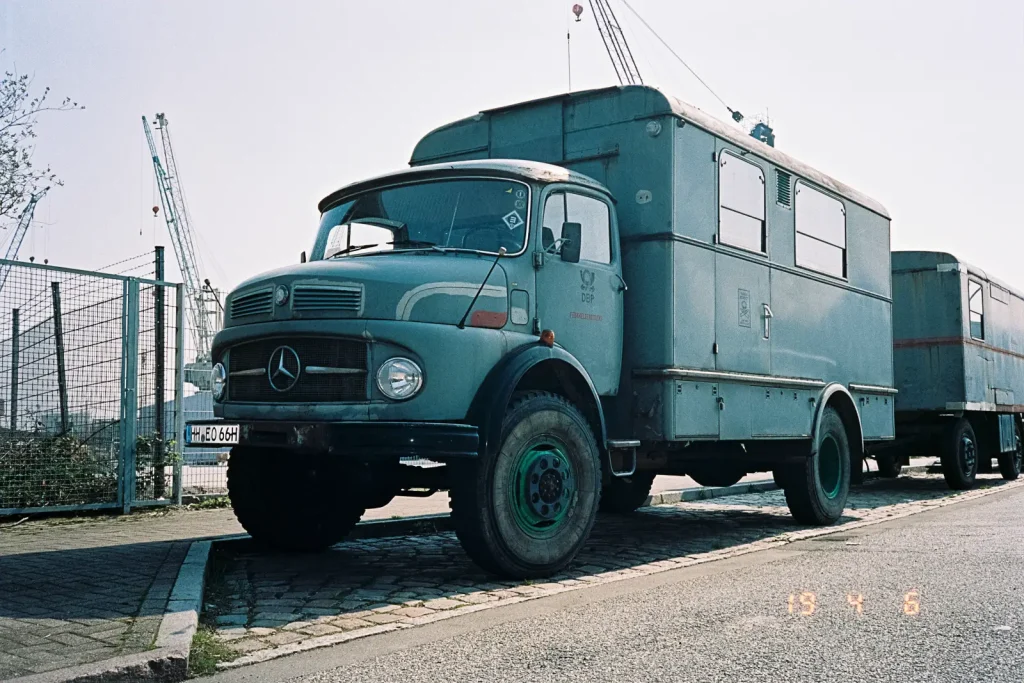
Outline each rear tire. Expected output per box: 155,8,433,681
781,406,851,525
227,448,365,552
940,418,978,490
997,422,1022,481
599,472,655,513
449,391,601,578
875,453,903,478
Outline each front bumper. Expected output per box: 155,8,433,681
184,420,479,460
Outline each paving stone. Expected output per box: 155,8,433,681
392,606,435,618
329,617,375,630
264,631,305,646
299,623,343,637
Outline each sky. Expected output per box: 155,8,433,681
1,0,1022,292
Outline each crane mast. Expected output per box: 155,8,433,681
0,188,48,290
142,114,215,365
588,0,643,86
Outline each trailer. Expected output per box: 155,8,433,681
187,85,895,577
881,251,1024,487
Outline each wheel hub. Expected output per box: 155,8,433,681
509,443,576,536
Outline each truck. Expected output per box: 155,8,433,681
876,251,1024,487
186,85,896,578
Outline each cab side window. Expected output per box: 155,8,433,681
542,192,612,264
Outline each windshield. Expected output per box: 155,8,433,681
312,178,531,259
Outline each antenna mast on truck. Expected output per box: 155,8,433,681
586,0,644,86
143,113,218,388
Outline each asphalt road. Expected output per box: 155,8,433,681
208,485,1024,683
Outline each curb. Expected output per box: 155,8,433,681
8,542,211,683
645,480,777,506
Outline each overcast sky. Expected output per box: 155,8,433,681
1,0,1022,292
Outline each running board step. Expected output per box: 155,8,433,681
606,439,640,478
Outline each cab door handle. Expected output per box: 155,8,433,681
763,304,773,340
613,273,628,292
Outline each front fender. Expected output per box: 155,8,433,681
813,383,865,459
468,342,607,457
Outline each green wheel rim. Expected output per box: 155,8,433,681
818,436,842,499
960,434,977,476
506,439,576,539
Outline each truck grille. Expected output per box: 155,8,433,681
230,289,273,318
293,284,363,313
227,337,368,402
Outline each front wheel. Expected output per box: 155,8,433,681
781,406,851,525
997,422,1022,481
227,448,365,552
449,391,601,578
940,418,978,490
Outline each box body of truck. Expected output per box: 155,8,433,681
412,86,896,455
889,251,1023,484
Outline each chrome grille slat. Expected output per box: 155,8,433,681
227,338,367,402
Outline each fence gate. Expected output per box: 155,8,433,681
0,259,184,516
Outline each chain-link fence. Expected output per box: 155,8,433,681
0,258,184,515
101,249,226,500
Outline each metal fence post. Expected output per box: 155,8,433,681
9,308,18,433
119,279,140,513
51,282,69,434
153,247,166,498
173,283,185,505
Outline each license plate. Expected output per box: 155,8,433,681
187,423,240,445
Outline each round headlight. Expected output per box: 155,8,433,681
376,357,423,400
212,362,227,401
274,284,290,306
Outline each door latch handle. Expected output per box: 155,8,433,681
613,273,628,292
763,304,773,340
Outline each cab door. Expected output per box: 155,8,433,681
534,187,624,395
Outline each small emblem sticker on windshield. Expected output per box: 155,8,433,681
514,199,526,210
515,189,526,199
502,210,525,231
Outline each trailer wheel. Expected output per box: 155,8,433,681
227,448,365,552
875,453,902,478
599,472,656,513
449,391,601,578
782,406,851,525
997,422,1022,481
940,418,978,490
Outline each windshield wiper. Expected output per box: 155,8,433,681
388,239,448,253
328,243,378,258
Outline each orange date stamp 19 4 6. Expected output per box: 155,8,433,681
787,590,920,616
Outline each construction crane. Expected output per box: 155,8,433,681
0,188,48,291
143,113,217,389
586,0,643,86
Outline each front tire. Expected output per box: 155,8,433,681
997,422,1022,481
940,418,978,490
781,406,851,525
227,448,365,552
449,391,601,578
599,472,655,513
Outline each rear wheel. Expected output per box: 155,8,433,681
781,406,851,525
940,418,978,490
599,472,656,513
227,448,365,551
875,453,903,478
997,422,1022,481
449,391,601,578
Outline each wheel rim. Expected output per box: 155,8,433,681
818,436,842,499
1015,434,1022,472
507,439,576,539
959,433,977,476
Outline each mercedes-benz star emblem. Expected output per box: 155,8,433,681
267,346,301,392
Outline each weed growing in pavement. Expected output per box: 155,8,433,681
188,625,237,677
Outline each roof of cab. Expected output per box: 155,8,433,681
893,250,1024,301
413,85,890,220
317,159,612,213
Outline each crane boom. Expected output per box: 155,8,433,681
143,114,213,364
588,0,643,86
0,188,48,290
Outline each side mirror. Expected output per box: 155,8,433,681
560,222,582,263
300,251,307,263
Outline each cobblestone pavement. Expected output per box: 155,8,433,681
204,472,1024,669
0,508,242,680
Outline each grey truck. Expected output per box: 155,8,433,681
186,86,896,578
